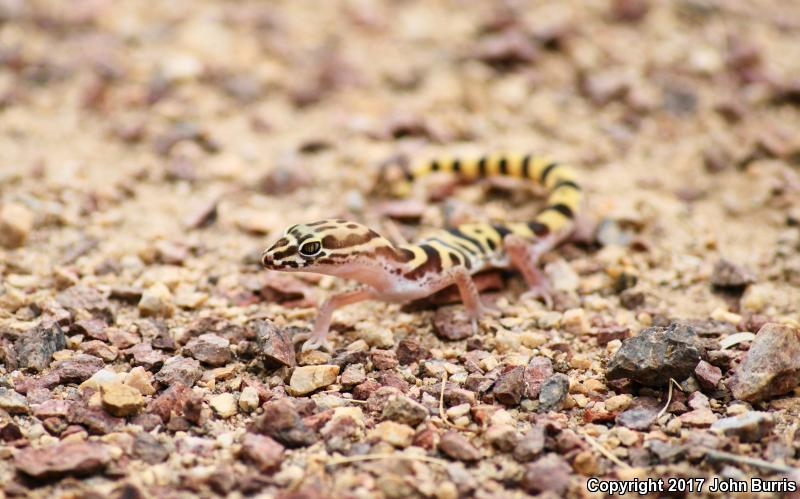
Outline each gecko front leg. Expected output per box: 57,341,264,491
504,234,556,308
295,287,376,352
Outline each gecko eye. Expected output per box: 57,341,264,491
299,240,322,257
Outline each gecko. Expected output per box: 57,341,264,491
260,153,582,352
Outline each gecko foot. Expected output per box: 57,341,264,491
521,283,554,309
301,337,334,353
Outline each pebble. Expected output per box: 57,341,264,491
124,367,156,396
209,393,238,418
513,426,545,462
240,433,285,473
604,394,632,412
52,354,105,384
0,203,34,248
396,337,429,365
562,308,590,334
492,366,525,406
255,320,296,368
679,408,718,427
521,454,572,495
370,349,398,370
539,373,570,410
606,322,703,387
616,399,660,430
289,365,340,396
14,441,111,478
340,364,366,386
433,306,473,340
252,399,318,448
710,259,756,291
238,386,260,412
525,356,554,399
439,431,481,461
155,356,203,387
485,424,519,452
694,360,722,390
16,322,66,372
0,387,28,414
80,340,118,362
101,382,145,417
710,411,775,442
371,421,414,448
124,342,168,370
381,394,428,426
138,283,174,317
132,432,169,464
184,333,231,366
730,323,800,402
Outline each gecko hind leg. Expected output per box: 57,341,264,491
504,234,555,308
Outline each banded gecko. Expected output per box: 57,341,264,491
261,154,581,351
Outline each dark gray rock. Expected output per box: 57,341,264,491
539,373,570,410
16,322,66,372
606,322,703,387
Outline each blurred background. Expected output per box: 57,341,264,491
0,0,799,313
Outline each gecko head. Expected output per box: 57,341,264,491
261,219,392,273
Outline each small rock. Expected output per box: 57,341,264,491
138,283,174,317
147,383,189,423
371,349,398,370
210,393,238,418
52,354,105,384
0,203,34,248
15,322,66,372
14,441,111,479
124,342,168,370
184,333,231,366
730,323,800,402
101,382,144,417
711,259,756,292
252,399,318,448
132,432,169,464
486,424,519,452
694,360,723,390
539,373,570,410
341,364,366,386
155,356,202,387
396,337,429,365
439,431,481,461
124,367,156,396
492,366,525,406
525,356,554,399
240,433,284,473
254,320,296,368
521,454,572,495
605,394,632,412
616,400,660,430
513,426,545,462
711,411,775,442
679,408,718,427
381,394,428,426
606,322,703,387
107,328,140,349
56,285,111,318
71,319,108,341
371,421,414,448
0,387,28,414
433,306,473,340
289,365,340,396
80,340,118,362
611,0,650,22
239,386,260,412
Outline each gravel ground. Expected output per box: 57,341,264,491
1,0,800,497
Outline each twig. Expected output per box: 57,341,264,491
327,453,449,467
657,378,683,420
581,432,632,469
437,371,477,433
703,448,798,474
